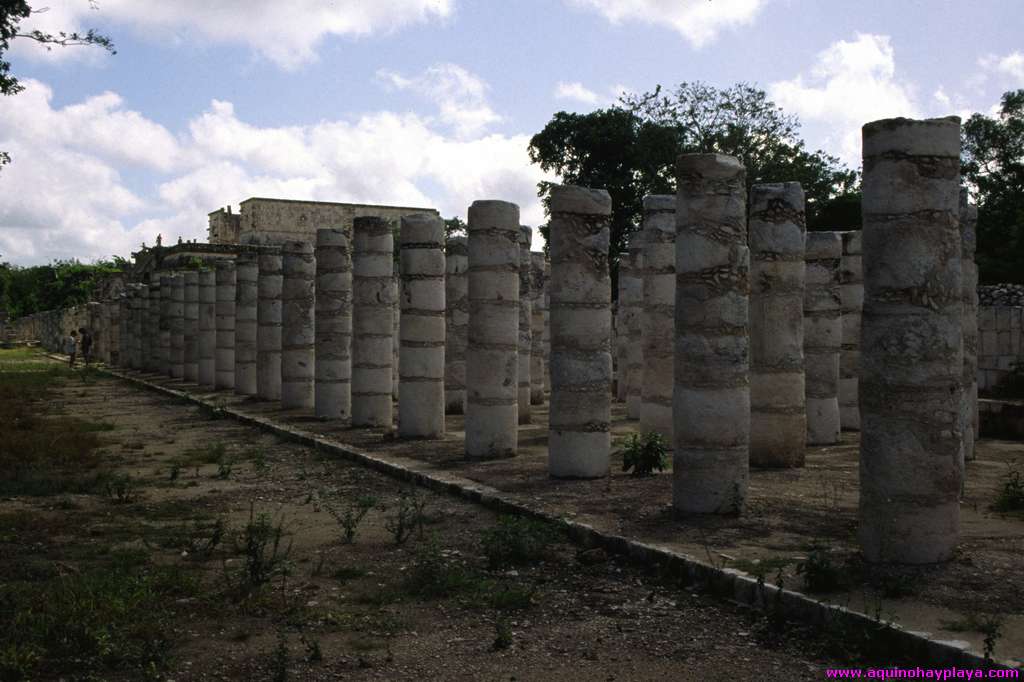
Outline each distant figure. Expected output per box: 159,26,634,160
79,327,94,366
156,233,163,246
66,330,78,367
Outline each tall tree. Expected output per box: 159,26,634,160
962,89,1024,284
1,1,115,168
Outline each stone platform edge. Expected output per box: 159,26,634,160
83,360,1016,670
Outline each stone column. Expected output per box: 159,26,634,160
138,285,150,371
111,297,123,366
148,277,161,372
215,260,236,390
126,287,138,369
548,186,612,478
258,248,283,401
392,274,401,403
529,252,547,405
673,154,749,514
960,191,978,464
281,241,315,409
640,195,676,439
542,262,551,393
399,213,446,438
859,116,963,564
622,234,645,418
614,301,626,402
94,302,108,364
839,230,863,431
234,253,259,395
184,271,199,382
465,200,520,458
804,232,842,446
352,217,394,427
315,228,353,419
748,183,807,468
198,269,216,388
170,274,185,379
159,274,172,376
517,225,533,424
444,236,469,413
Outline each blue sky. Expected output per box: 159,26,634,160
1,0,1022,265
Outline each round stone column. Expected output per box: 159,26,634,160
839,230,863,431
640,195,676,439
465,200,520,459
517,226,533,424
128,285,142,369
748,183,807,468
184,271,199,382
548,186,612,478
444,236,469,413
529,252,547,405
215,260,236,390
352,217,395,427
399,213,446,438
138,285,150,371
673,154,750,514
960,190,978,464
234,253,259,395
170,274,185,379
542,262,551,393
804,232,842,446
859,116,963,564
149,277,162,372
622,234,644,419
111,297,123,366
198,269,216,388
315,228,353,419
281,241,315,409
392,274,401,403
159,274,172,376
258,248,283,401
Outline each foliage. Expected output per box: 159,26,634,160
0,258,124,318
480,516,556,569
231,505,292,593
795,543,848,593
384,488,428,545
962,89,1024,284
528,82,858,293
618,431,669,476
444,216,467,239
1,1,115,170
324,493,377,543
991,462,1024,512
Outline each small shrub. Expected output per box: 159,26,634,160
384,489,427,545
231,504,292,593
403,536,472,599
324,494,377,544
492,615,513,651
271,631,289,682
104,473,137,504
991,463,1024,512
480,516,555,570
796,543,847,593
618,432,668,476
168,462,181,481
215,457,233,480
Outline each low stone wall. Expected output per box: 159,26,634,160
979,398,1024,440
978,305,1023,392
7,306,91,351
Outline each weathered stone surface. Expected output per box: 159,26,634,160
804,232,842,446
673,154,749,514
466,200,520,459
215,261,236,390
281,241,315,409
549,185,612,478
234,254,259,395
839,230,863,431
529,252,547,405
352,217,394,427
859,116,963,564
159,274,172,377
640,194,675,439
147,277,160,372
445,237,469,413
960,190,978,465
198,270,215,387
518,226,533,424
257,249,283,401
749,182,806,468
169,275,185,379
184,271,199,382
315,229,353,419
399,213,446,438
621,233,644,419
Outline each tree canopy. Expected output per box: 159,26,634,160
962,89,1024,284
0,258,125,318
528,82,860,293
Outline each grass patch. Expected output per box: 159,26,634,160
991,463,1024,512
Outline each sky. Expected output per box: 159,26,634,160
0,0,1022,265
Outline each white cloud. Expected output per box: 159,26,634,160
979,51,1024,82
555,81,600,105
376,63,501,138
769,33,920,165
0,76,555,265
11,0,454,69
567,0,764,47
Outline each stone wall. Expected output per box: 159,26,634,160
978,305,1023,392
209,198,439,246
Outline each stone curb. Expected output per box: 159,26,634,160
83,359,1017,670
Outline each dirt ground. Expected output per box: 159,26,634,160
110,360,1024,665
0,351,901,681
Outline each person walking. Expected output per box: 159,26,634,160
79,327,94,366
66,329,78,368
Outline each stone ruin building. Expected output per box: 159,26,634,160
8,116,1023,566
